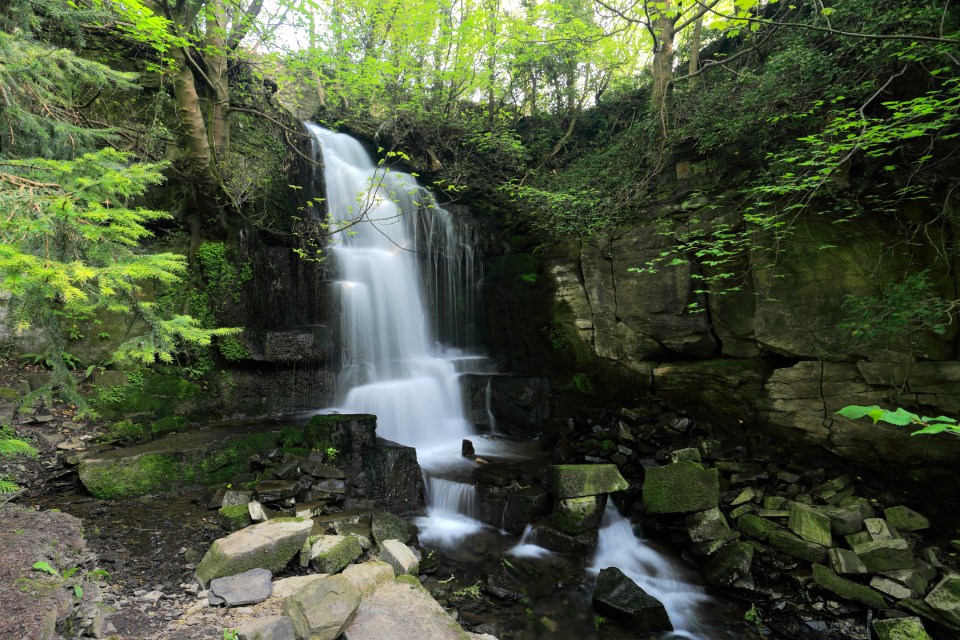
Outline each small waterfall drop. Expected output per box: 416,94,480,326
590,503,711,638
309,124,483,543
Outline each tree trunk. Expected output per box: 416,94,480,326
650,1,676,142
171,45,214,184
206,0,230,157
688,13,704,78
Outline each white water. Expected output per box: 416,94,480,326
310,124,486,544
590,503,711,638
508,524,555,559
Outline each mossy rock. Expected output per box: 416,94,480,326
196,518,313,587
548,464,629,499
151,416,189,437
812,563,886,609
871,616,932,640
641,461,719,514
308,535,364,574
553,495,605,534
218,504,252,531
78,423,284,499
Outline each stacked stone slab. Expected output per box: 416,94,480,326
546,464,629,534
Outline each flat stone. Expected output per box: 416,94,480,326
272,574,329,599
884,506,930,532
870,577,913,599
846,531,874,548
788,503,833,547
812,564,886,609
547,464,629,498
762,496,788,510
641,461,719,514
924,573,960,626
222,489,253,507
254,481,298,503
704,541,754,590
730,487,761,506
282,575,361,640
865,518,900,541
737,514,779,542
196,518,313,587
342,577,465,640
853,538,915,572
315,478,346,494
883,568,930,596
209,568,272,606
592,567,673,633
756,509,790,518
729,504,754,520
770,530,827,563
379,539,419,575
294,501,326,519
871,616,932,640
307,535,363,574
553,495,605,534
828,548,867,575
685,508,734,543
341,561,394,596
237,615,296,640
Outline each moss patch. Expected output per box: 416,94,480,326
641,461,719,514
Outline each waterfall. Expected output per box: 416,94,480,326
309,123,478,449
310,124,484,545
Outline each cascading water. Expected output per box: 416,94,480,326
309,123,486,542
590,503,711,639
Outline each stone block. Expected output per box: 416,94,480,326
592,567,672,633
704,541,754,590
853,538,915,573
871,616,932,640
865,518,900,541
788,503,833,547
812,564,886,609
282,575,361,640
554,495,605,534
237,615,297,640
547,464,629,498
642,461,719,514
379,539,419,576
196,518,313,588
209,568,272,607
371,510,413,545
828,548,867,575
884,506,930,532
685,508,734,543
341,561,394,596
770,530,827,563
737,514,779,542
308,535,363,574
924,574,960,626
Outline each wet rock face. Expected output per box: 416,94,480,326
592,567,673,633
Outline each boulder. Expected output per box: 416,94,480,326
218,505,253,532
853,538,915,572
592,567,673,633
282,575,361,640
686,508,734,543
925,574,960,626
371,510,413,546
307,535,363,574
341,561,395,596
865,518,900,541
871,616,932,640
379,540,419,575
788,503,833,547
342,577,466,640
704,541,754,590
547,464,628,499
209,568,272,607
812,564,886,609
272,575,329,599
196,518,313,587
884,506,930,532
641,461,719,514
237,615,297,640
553,495,605,534
255,480,297,503
821,503,865,536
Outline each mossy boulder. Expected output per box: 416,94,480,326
547,464,629,498
553,495,605,534
371,510,414,546
150,416,189,437
872,616,932,640
592,567,673,633
704,541,754,589
78,422,283,499
852,538,915,572
196,518,313,587
788,503,833,547
925,574,960,627
812,564,887,609
641,461,719,514
769,530,827,563
737,514,780,541
282,575,361,640
884,506,930,532
217,504,253,531
307,535,363,574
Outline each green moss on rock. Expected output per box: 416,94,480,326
641,461,719,514
218,504,252,531
196,518,313,587
548,464,629,499
812,563,887,609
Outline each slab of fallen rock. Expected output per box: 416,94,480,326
343,577,467,640
196,518,313,587
209,568,272,606
283,574,361,640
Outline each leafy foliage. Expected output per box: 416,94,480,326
837,405,960,437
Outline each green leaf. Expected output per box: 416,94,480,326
32,561,58,577
879,408,918,426
836,405,881,420
920,416,958,424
